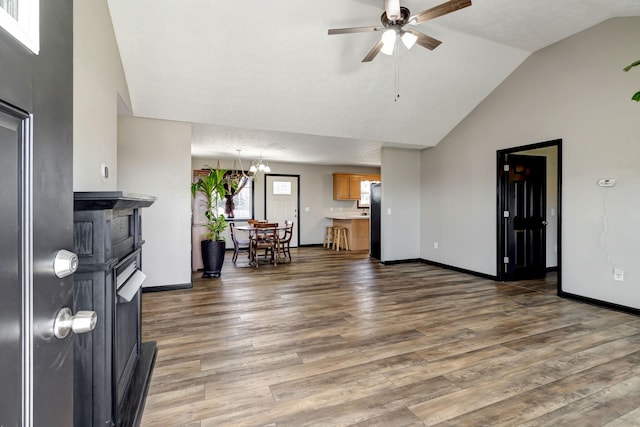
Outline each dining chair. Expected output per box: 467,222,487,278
250,223,279,267
254,222,278,228
277,220,294,261
229,222,251,264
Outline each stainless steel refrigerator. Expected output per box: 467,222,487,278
370,182,381,260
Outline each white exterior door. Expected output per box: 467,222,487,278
265,175,299,247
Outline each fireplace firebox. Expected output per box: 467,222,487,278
73,192,156,427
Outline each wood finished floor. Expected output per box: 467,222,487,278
140,247,640,427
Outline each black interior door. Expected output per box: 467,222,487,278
502,154,547,280
370,182,381,260
0,1,74,425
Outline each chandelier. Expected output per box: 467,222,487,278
231,150,271,182
248,157,271,174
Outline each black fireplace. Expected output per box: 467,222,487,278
73,192,156,427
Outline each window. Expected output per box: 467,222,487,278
0,0,17,18
221,177,253,220
193,170,254,224
272,181,291,195
0,0,39,54
359,180,371,207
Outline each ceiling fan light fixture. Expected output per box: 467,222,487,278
381,42,395,56
327,0,471,62
381,29,397,55
401,31,417,49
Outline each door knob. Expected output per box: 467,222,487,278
53,307,97,339
54,249,78,278
542,220,548,226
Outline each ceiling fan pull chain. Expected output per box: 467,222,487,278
394,43,400,102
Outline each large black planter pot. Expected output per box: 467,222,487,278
201,240,225,278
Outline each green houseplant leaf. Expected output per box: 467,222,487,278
623,60,640,72
191,166,230,241
624,60,640,102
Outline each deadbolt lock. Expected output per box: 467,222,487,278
54,249,79,278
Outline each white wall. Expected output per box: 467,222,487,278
191,158,380,245
73,0,131,191
419,17,640,308
118,117,192,287
381,148,421,262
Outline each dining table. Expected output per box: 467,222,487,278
235,224,289,267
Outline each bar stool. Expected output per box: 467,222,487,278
323,226,334,248
332,227,349,252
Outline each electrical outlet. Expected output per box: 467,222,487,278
434,242,439,249
614,268,624,281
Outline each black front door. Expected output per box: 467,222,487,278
501,154,547,280
0,1,74,425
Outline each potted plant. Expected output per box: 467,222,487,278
623,60,640,102
191,166,236,278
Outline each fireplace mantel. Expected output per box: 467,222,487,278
74,191,156,211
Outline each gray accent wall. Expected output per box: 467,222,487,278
419,17,640,308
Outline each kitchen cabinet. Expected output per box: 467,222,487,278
333,173,361,200
333,173,380,200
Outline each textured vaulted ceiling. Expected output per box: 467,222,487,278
107,0,640,166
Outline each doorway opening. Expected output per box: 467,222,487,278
497,139,562,294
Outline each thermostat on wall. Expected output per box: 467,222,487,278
598,179,616,187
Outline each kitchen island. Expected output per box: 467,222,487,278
327,215,370,251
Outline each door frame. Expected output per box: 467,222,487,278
496,139,562,293
264,174,300,247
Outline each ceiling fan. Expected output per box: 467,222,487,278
328,0,472,62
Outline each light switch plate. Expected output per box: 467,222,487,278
100,163,109,181
614,268,624,281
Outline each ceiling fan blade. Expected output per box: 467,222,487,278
406,29,442,50
328,26,382,35
410,0,472,25
362,39,384,62
384,0,401,21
